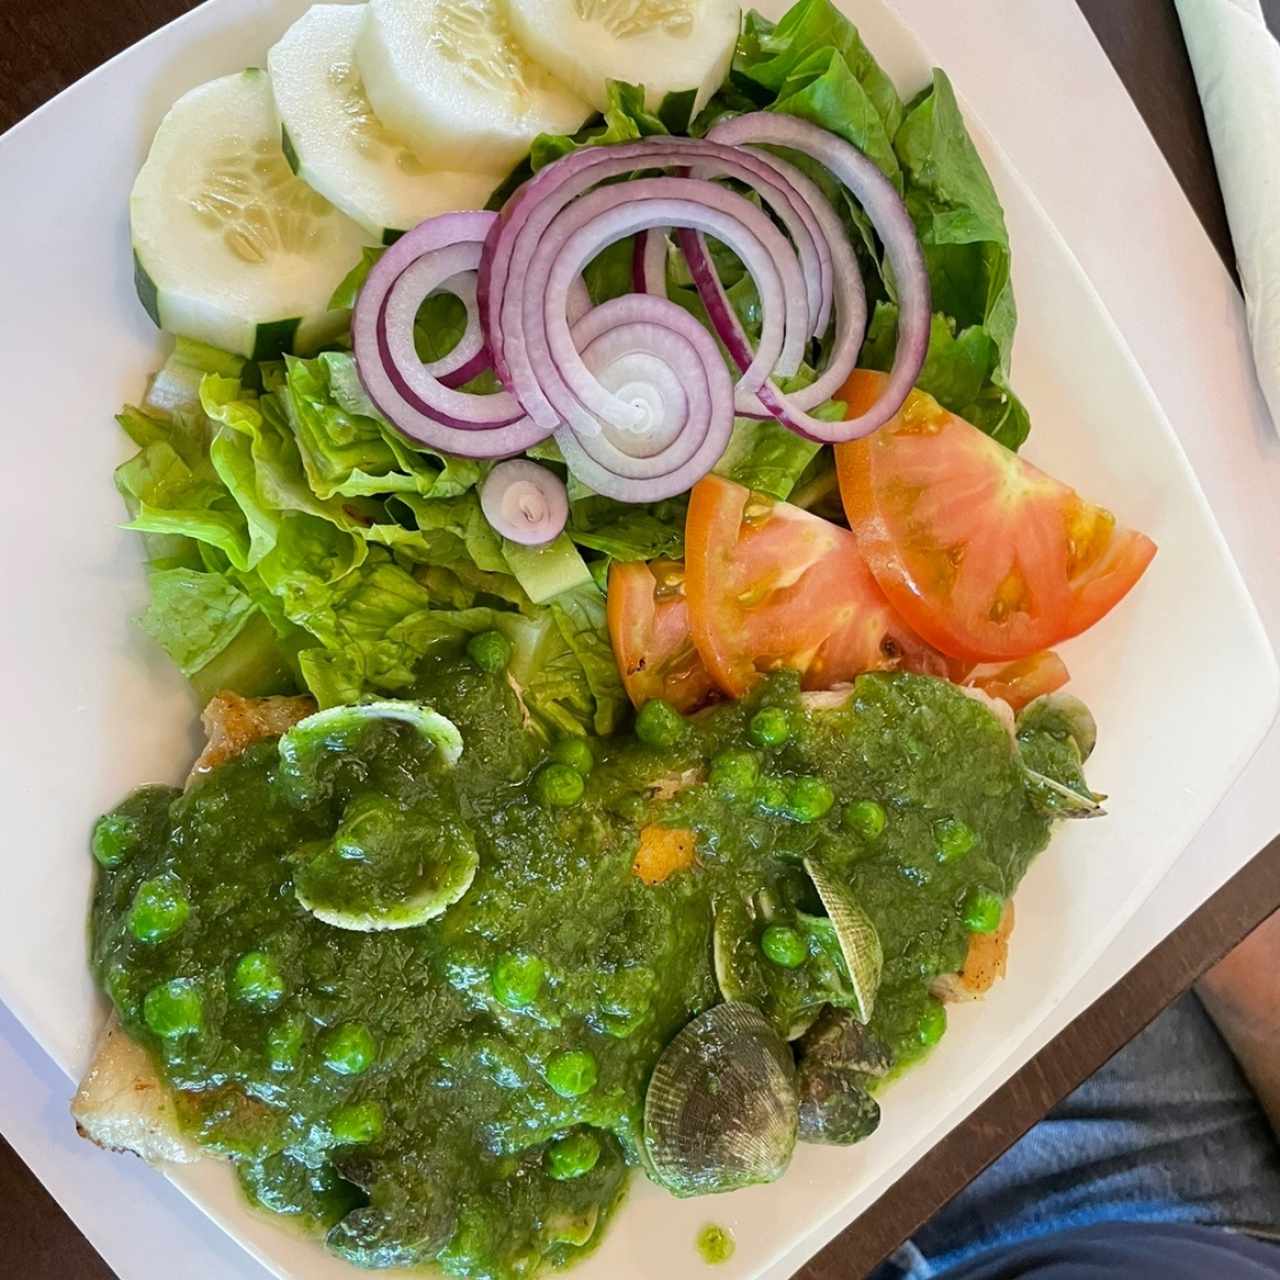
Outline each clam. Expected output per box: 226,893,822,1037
797,1006,891,1078
1017,693,1097,762
793,1008,891,1146
1016,693,1105,819
1021,768,1106,819
796,1062,881,1145
643,1002,798,1197
710,895,838,1040
277,700,463,803
326,1162,457,1268
802,859,883,1024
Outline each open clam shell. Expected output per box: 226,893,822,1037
802,858,883,1025
1017,693,1097,762
643,1002,798,1197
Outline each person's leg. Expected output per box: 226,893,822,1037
873,989,1280,1279
1199,909,1280,1138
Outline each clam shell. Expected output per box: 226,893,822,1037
1022,767,1106,819
1017,693,1097,762
797,1006,891,1077
796,1060,881,1146
803,858,883,1025
710,899,838,1040
643,1002,798,1197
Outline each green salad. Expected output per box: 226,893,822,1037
118,0,1028,724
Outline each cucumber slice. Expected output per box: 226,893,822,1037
269,5,502,242
356,0,593,174
130,69,373,359
505,0,740,112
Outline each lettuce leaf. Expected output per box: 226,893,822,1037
765,46,900,187
414,595,621,740
734,0,904,139
568,494,687,562
529,80,668,172
713,417,822,500
137,568,255,676
861,302,1029,451
280,354,481,501
329,247,385,311
895,70,1016,368
548,585,626,736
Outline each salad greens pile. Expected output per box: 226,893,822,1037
114,0,1026,725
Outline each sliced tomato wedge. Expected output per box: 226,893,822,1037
836,372,1157,663
684,474,944,697
607,560,717,712
962,651,1070,712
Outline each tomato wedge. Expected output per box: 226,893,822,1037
836,372,1157,663
607,560,716,712
962,651,1070,712
684,474,945,697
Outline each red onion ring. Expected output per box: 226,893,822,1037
480,459,568,544
634,229,669,297
706,114,930,442
553,295,733,501
480,137,849,420
524,179,805,440
355,115,930,497
422,272,486,383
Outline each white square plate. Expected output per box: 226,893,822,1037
1,1,1275,1277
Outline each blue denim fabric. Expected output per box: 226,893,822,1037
871,993,1280,1280
895,1222,1280,1279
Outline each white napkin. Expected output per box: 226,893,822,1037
1176,0,1280,433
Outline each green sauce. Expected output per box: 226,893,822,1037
90,666,1070,1277
697,1223,735,1264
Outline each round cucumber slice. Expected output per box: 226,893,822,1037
505,0,740,112
130,69,373,359
356,0,592,174
269,5,501,243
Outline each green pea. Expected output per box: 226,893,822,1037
233,951,285,1006
323,1023,376,1076
535,763,585,808
91,814,137,868
961,887,1004,934
708,748,760,798
550,737,595,776
143,979,202,1039
492,953,545,1010
635,698,687,749
268,1015,306,1071
917,998,947,1047
845,799,887,840
787,776,834,823
755,776,790,816
935,817,977,863
748,706,791,748
330,1099,384,1145
128,875,190,943
466,629,512,674
760,924,807,969
545,1131,602,1180
546,1049,598,1098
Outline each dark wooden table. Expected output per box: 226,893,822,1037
1,2,1278,1276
